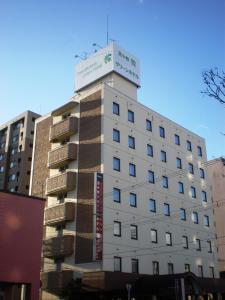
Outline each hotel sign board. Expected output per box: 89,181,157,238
75,43,140,91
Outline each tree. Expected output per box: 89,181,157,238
201,68,225,104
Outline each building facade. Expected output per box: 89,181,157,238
208,157,225,277
0,111,40,194
30,43,220,299
0,191,45,300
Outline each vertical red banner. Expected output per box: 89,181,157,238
96,173,103,260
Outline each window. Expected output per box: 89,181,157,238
192,212,199,224
131,259,139,273
130,224,138,240
199,168,205,179
153,261,159,275
146,119,152,131
182,236,188,249
8,174,16,182
159,126,165,138
176,157,182,169
196,239,201,251
160,150,167,162
149,199,156,212
198,265,203,278
165,232,172,246
113,129,120,142
191,186,196,198
187,140,192,151
11,148,17,155
197,146,202,157
113,102,120,115
151,229,157,243
148,170,155,183
162,176,168,188
164,203,170,216
114,256,122,272
201,191,207,202
12,135,19,143
204,215,210,227
0,166,4,173
207,240,212,253
188,163,194,174
128,110,134,123
129,163,136,177
129,193,137,207
113,221,121,237
185,264,190,272
147,144,153,157
9,161,16,169
168,263,174,275
113,157,120,171
113,188,121,203
0,154,4,161
178,181,184,194
128,136,135,149
175,134,180,145
180,208,186,221
209,266,214,278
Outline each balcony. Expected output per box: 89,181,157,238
48,143,77,169
49,116,78,143
43,235,74,258
46,171,76,195
41,270,73,293
44,202,75,226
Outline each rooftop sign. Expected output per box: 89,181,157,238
75,43,140,91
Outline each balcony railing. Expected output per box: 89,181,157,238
41,270,73,293
43,235,74,258
49,117,78,142
46,171,76,195
48,143,77,169
44,202,75,226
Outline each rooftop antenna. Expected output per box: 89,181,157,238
107,14,109,45
74,54,85,60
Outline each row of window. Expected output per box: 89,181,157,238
113,162,208,201
113,222,212,242
113,256,214,278
113,130,205,178
112,102,203,156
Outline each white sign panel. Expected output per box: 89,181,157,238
75,43,140,91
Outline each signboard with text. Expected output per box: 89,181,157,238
75,43,140,91
95,173,103,261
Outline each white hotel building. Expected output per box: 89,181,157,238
30,43,222,299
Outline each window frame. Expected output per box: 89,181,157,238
160,150,167,162
146,119,152,131
187,140,192,151
180,208,186,221
129,163,136,177
176,157,182,169
128,135,135,149
153,261,159,275
113,102,120,115
113,157,120,172
175,134,180,145
130,224,138,240
147,144,153,157
113,129,120,143
188,163,194,174
151,229,158,243
128,110,134,123
182,235,189,249
164,203,170,216
192,212,199,224
129,192,137,207
178,181,184,194
131,258,139,273
113,188,121,203
114,256,122,272
159,126,165,138
162,176,169,189
191,186,196,199
113,221,121,237
148,170,155,183
149,198,156,213
165,232,172,246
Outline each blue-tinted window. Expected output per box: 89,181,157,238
159,126,165,138
149,199,156,212
113,102,120,115
199,168,205,179
113,129,120,142
201,191,207,202
188,163,194,174
192,212,199,224
178,181,184,194
164,203,170,216
113,188,121,203
147,144,153,157
128,110,134,123
197,146,202,157
161,150,167,162
146,119,152,131
113,157,120,171
129,193,137,207
129,163,136,177
187,140,192,151
180,208,186,221
128,136,135,149
148,170,155,183
162,176,168,188
191,186,196,198
204,215,210,227
176,157,182,169
175,134,180,145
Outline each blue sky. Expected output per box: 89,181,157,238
0,0,224,159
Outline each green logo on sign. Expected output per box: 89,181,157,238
104,53,112,64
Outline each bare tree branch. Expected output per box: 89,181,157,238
201,67,225,104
